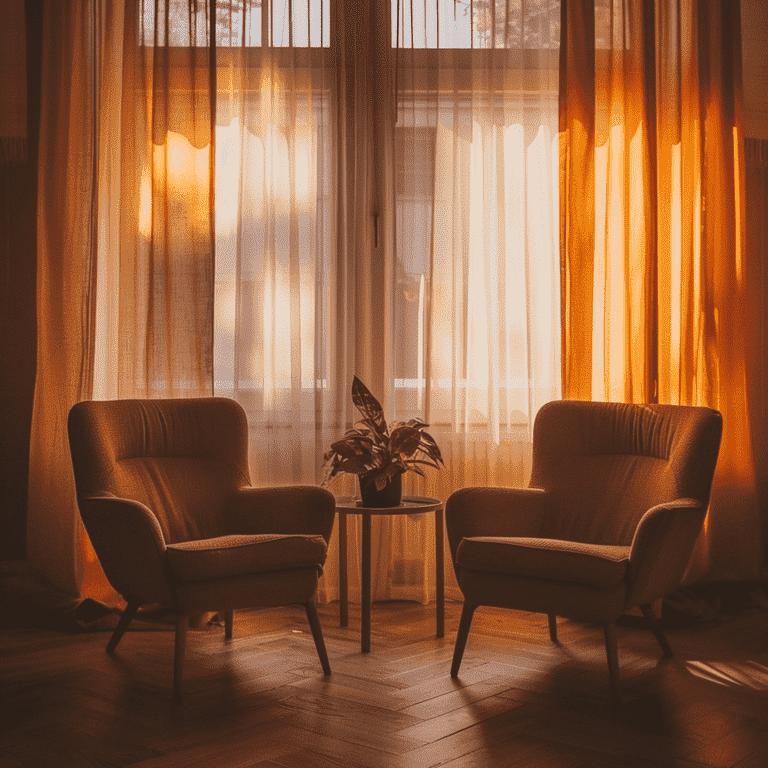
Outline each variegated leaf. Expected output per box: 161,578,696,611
351,376,387,435
389,425,422,458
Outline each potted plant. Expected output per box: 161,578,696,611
321,376,444,507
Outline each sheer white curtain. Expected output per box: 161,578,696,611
68,0,561,606
208,0,562,604
389,0,562,599
207,0,561,604
211,1,338,485
210,0,373,603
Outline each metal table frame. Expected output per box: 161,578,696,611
335,495,444,653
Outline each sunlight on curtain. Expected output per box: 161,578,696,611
63,0,562,607
210,0,356,603
213,67,334,482
29,0,100,597
100,0,216,401
89,0,217,603
207,0,561,605
561,0,765,582
390,0,562,600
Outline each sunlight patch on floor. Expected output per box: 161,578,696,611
684,660,768,690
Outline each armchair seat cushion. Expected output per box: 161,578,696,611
456,537,630,590
166,534,328,582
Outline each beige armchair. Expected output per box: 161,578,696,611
68,397,336,703
446,400,722,699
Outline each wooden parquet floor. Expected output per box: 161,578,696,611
2,598,768,768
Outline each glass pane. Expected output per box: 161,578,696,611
391,0,560,49
140,0,213,46
213,92,333,403
215,0,262,46
271,0,330,47
140,0,331,48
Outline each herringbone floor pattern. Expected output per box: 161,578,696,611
2,598,768,767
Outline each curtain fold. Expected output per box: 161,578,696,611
29,0,98,597
209,0,357,602
391,0,562,600
560,0,766,582
114,0,215,400
29,0,217,602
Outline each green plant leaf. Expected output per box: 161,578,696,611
329,436,373,458
323,377,444,488
336,456,376,475
351,376,388,436
390,425,422,458
417,432,444,465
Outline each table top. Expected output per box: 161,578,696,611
334,495,442,514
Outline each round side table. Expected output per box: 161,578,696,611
334,495,444,653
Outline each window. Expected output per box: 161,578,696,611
139,0,330,48
391,0,561,427
392,0,559,49
137,0,561,437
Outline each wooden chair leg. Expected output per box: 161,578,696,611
106,599,142,654
451,603,476,678
173,614,188,705
547,613,558,642
304,600,331,676
603,622,621,702
639,603,673,658
224,610,233,640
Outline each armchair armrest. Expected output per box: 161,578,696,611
224,486,336,545
626,498,707,608
77,496,172,606
445,486,554,563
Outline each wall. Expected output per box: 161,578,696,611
742,0,768,141
0,0,41,560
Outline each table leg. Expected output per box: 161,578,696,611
436,506,445,638
362,512,371,653
339,512,348,627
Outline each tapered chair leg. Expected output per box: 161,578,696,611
173,614,189,705
451,603,476,678
304,600,331,676
547,613,558,642
639,603,673,658
603,622,621,702
106,599,143,654
224,610,234,640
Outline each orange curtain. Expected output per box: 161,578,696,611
108,0,215,400
560,0,765,582
28,0,99,598
29,0,215,601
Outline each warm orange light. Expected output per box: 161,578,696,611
138,163,153,239
138,131,211,240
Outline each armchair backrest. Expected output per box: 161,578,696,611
529,401,722,546
68,398,251,544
